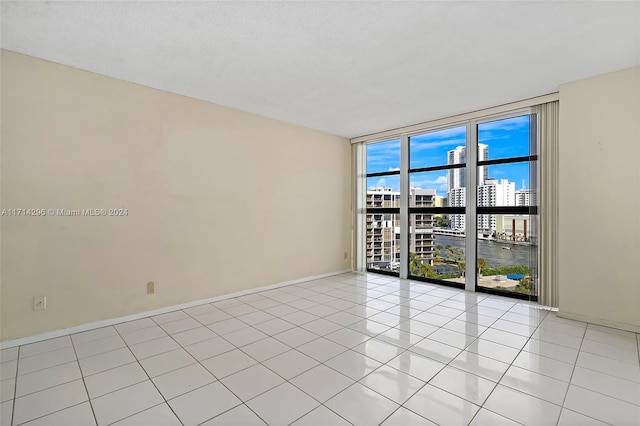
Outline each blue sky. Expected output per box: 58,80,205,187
367,115,532,195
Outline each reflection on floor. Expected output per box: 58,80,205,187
1,272,639,425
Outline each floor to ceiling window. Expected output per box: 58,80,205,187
475,114,538,299
365,139,400,275
361,109,539,301
408,125,467,286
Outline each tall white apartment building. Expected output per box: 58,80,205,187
446,144,488,230
477,178,516,231
515,189,536,206
478,144,489,183
446,144,489,190
478,178,515,206
447,146,466,191
448,187,466,230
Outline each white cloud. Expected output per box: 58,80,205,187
411,140,464,152
369,178,386,189
411,175,448,192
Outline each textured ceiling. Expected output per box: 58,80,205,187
1,1,639,138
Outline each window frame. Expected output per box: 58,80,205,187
364,139,401,275
360,107,540,301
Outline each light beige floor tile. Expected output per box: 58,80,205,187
113,403,181,426
16,361,82,397
91,380,163,425
13,379,88,425
168,382,241,425
23,402,96,426
84,362,148,399
152,363,216,399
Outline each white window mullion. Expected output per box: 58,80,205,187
465,122,477,292
399,135,409,279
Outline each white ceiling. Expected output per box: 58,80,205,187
2,1,639,138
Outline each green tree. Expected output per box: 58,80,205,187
445,246,465,264
409,252,435,278
477,258,488,273
434,245,443,261
409,252,420,275
434,217,451,228
421,263,434,277
483,265,531,276
515,277,531,294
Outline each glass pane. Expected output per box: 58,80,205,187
367,175,400,196
366,139,400,174
366,212,400,274
478,115,532,161
366,148,400,275
477,214,537,297
410,125,466,169
410,170,465,230
409,213,434,276
409,170,449,199
478,162,536,207
366,179,400,209
426,218,466,284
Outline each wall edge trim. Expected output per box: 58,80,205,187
0,269,353,349
557,311,640,334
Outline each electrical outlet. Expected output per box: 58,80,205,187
147,281,155,294
33,296,47,311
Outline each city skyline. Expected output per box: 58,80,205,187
367,115,532,196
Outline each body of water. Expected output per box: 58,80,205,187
433,235,534,268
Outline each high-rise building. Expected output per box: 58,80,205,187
366,187,399,269
447,146,466,230
515,189,536,206
448,187,466,230
409,188,436,263
478,178,516,231
446,144,488,230
478,178,515,207
478,144,489,184
447,146,466,191
447,144,488,191
365,187,435,270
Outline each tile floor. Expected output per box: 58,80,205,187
1,272,639,425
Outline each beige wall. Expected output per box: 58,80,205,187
0,50,351,341
558,66,640,332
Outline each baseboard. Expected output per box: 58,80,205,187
0,269,352,349
557,311,640,334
